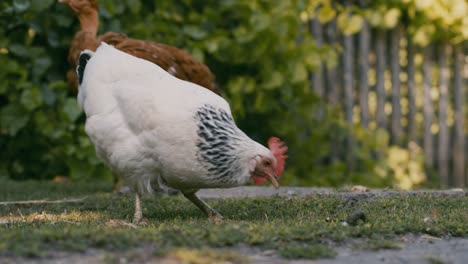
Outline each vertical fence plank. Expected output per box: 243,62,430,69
390,26,403,143
422,45,434,168
324,21,339,162
452,45,465,187
375,29,387,129
358,20,370,128
343,34,353,123
310,19,324,98
342,7,355,171
325,21,339,104
438,43,450,186
407,37,417,144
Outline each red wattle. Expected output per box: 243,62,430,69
253,175,267,185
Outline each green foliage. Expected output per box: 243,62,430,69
0,0,426,187
0,0,110,180
306,0,468,45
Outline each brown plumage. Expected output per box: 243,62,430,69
59,0,218,94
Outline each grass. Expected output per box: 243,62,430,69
353,239,404,251
424,255,446,264
0,180,467,260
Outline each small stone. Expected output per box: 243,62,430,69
345,210,367,226
351,185,369,192
262,250,277,256
423,217,434,224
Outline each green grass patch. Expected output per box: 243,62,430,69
0,180,467,259
424,255,446,264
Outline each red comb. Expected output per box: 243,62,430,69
268,137,288,176
253,137,288,186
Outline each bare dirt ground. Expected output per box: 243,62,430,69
2,187,466,264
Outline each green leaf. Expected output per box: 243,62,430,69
33,57,52,79
250,13,271,31
126,0,141,14
183,26,207,40
20,86,43,111
190,48,205,63
254,91,265,111
347,15,364,35
12,0,30,12
338,14,364,35
0,104,29,136
365,10,382,27
264,71,284,90
292,63,308,83
30,0,54,12
233,26,256,43
53,13,74,27
8,44,30,58
63,98,82,122
318,5,336,24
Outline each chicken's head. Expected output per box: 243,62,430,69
58,0,98,14
252,137,288,188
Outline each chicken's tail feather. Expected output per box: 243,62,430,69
77,50,94,85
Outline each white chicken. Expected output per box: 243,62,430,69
77,43,287,223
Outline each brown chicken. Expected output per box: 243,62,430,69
59,0,219,95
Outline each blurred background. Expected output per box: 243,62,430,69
0,0,466,189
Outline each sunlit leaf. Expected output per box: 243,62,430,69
365,10,382,27
415,0,434,10
339,14,364,35
292,63,308,83
383,8,401,29
318,5,336,24
264,71,284,90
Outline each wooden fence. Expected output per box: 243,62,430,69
308,19,467,187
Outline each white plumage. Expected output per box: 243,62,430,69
77,43,283,223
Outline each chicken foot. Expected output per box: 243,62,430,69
183,191,224,224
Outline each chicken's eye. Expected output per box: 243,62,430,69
263,160,271,166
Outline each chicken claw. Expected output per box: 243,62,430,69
183,191,224,223
209,213,224,225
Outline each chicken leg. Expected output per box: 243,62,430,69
133,193,143,224
183,191,223,224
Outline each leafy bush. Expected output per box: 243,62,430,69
0,0,431,188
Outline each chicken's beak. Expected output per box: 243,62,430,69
266,173,280,189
